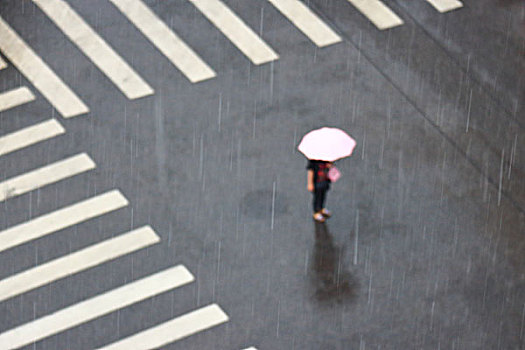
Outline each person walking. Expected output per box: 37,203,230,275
307,160,333,223
298,127,356,223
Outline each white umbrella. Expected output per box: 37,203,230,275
298,127,356,162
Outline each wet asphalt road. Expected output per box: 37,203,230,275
0,0,524,349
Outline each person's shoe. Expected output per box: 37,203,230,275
321,208,332,218
313,212,325,223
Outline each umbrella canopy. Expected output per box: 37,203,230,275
298,127,356,162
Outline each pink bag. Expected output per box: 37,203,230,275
327,166,341,183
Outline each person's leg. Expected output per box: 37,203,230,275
314,187,326,213
312,188,324,221
321,188,331,217
313,184,327,222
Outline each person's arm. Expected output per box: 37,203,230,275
307,169,314,192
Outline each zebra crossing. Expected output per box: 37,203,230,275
96,304,229,349
32,0,155,100
1,0,464,118
346,0,404,30
0,16,89,118
0,266,196,349
268,0,342,47
0,72,224,350
189,0,280,65
0,0,466,348
426,0,463,13
0,123,228,348
0,190,128,253
0,87,35,113
0,153,96,202
0,87,227,348
107,0,217,83
0,226,160,302
0,118,64,157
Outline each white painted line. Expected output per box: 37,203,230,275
267,0,341,47
0,226,160,302
426,0,463,12
345,0,403,30
0,265,194,349
108,0,216,83
0,16,89,118
97,304,228,349
0,86,35,113
0,56,6,69
0,119,65,157
243,348,258,350
0,153,96,202
0,190,128,253
32,0,154,99
189,0,279,65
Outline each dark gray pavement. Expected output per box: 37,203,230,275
0,0,524,349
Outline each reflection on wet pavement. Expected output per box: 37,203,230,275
311,222,357,303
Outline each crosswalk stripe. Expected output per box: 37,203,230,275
267,0,342,47
189,0,279,65
0,56,6,69
108,0,216,83
32,0,154,99
426,0,463,12
0,153,96,203
0,119,65,157
97,304,229,349
0,86,35,113
345,0,403,30
0,265,194,349
0,16,89,118
0,226,159,303
0,190,128,253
